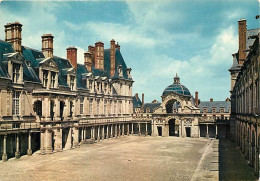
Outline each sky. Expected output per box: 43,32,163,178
0,0,259,103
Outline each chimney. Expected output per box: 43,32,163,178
142,93,144,108
210,98,213,102
84,51,92,72
110,39,116,77
238,19,247,65
226,98,230,102
115,42,120,51
195,91,199,107
135,93,138,99
42,34,54,58
94,41,104,70
5,21,23,53
67,47,77,70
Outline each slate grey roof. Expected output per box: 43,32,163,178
143,103,161,113
133,96,142,108
0,39,131,89
162,83,191,96
199,101,230,113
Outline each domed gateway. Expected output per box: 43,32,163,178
151,74,201,137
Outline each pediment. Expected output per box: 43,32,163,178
67,67,76,75
40,57,58,70
5,52,24,63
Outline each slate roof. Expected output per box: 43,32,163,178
143,103,161,113
199,101,230,113
133,95,142,108
162,83,191,96
0,39,132,90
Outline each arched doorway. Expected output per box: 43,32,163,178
168,119,176,136
166,99,181,113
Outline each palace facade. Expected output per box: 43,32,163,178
230,19,260,176
0,21,134,161
133,75,231,139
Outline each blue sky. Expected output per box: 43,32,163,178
0,0,259,103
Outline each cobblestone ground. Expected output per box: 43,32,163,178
0,136,216,181
219,139,257,181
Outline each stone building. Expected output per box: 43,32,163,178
133,74,231,138
230,19,260,176
0,21,134,161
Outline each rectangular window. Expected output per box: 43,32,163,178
97,99,100,115
70,76,75,90
80,97,84,115
89,99,93,115
12,91,20,115
13,63,20,83
43,70,48,87
51,72,56,88
104,100,107,115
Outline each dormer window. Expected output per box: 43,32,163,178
70,76,75,90
43,70,48,87
51,72,56,88
12,63,20,83
203,108,208,113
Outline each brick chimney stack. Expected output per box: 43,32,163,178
5,22,23,53
238,19,247,65
110,39,116,77
210,98,213,102
115,42,120,51
67,47,77,70
95,41,104,70
84,51,92,72
195,91,199,107
42,34,54,58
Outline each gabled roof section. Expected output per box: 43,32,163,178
143,103,161,113
133,95,142,108
199,101,230,113
77,64,88,89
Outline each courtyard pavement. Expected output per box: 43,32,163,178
0,136,217,181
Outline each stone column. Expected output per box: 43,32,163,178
54,129,62,152
110,124,113,138
84,128,87,142
2,135,7,161
27,132,32,156
73,127,79,147
93,126,96,142
138,123,141,136
40,130,45,154
97,126,100,141
206,124,209,139
102,125,105,140
91,127,93,141
115,124,118,138
119,124,121,137
15,134,20,159
106,125,109,139
215,124,218,138
145,122,148,136
46,129,53,154
127,123,130,136
122,124,125,136
132,123,134,135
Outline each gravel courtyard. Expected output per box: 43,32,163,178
0,136,216,181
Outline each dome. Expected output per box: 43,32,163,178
162,74,191,96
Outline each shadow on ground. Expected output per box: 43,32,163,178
219,139,257,181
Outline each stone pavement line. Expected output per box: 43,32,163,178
191,139,215,181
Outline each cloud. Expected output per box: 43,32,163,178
132,26,237,102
